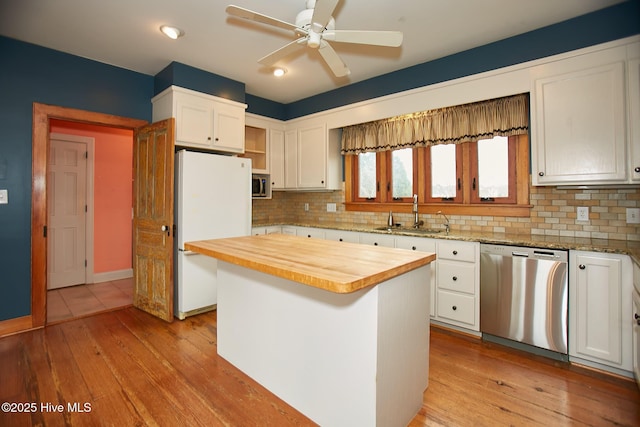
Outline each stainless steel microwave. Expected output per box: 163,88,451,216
252,174,271,198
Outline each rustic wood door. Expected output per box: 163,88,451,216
132,119,175,321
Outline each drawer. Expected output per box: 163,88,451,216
437,261,476,294
359,233,396,248
437,241,476,262
395,236,436,253
436,290,476,326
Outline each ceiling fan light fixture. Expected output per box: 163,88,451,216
160,25,184,40
273,67,287,77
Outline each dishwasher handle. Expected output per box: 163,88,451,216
511,251,530,257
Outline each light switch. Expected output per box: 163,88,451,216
0,189,7,204
626,208,640,224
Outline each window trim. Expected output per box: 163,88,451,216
345,134,531,217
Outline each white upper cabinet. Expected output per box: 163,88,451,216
297,124,327,188
152,86,247,154
269,121,341,191
531,47,627,185
531,42,640,186
628,43,640,182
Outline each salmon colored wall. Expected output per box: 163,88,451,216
50,120,133,274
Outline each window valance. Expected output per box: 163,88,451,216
341,93,529,155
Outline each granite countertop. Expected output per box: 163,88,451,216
185,234,436,294
254,222,640,263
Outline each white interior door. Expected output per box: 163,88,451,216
47,137,88,289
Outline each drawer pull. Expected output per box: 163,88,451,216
579,264,586,270
452,276,458,281
452,306,457,311
452,250,458,255
374,242,378,246
412,246,417,250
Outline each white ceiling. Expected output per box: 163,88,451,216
0,0,624,104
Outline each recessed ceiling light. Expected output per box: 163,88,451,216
273,67,286,77
160,25,184,40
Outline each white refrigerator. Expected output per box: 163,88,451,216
174,150,252,319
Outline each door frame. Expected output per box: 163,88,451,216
31,102,147,328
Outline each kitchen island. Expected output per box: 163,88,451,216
185,234,436,427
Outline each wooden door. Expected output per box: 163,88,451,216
47,137,87,289
133,119,175,321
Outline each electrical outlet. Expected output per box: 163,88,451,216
327,203,336,212
0,189,7,204
626,208,640,224
304,203,309,212
576,206,589,222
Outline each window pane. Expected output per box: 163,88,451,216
358,152,377,198
431,144,456,198
391,148,413,198
478,136,509,198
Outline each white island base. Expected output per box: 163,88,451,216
216,261,430,427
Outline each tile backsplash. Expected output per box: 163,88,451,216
253,184,640,241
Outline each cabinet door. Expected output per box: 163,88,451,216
284,130,298,189
629,56,640,182
175,96,214,149
570,252,627,368
212,103,244,153
297,124,327,188
633,291,640,387
270,129,285,189
532,62,627,184
358,233,395,248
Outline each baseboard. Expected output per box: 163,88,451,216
0,315,37,338
92,268,133,284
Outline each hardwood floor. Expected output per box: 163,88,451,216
1,308,638,426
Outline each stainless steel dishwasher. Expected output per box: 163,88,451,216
480,244,568,358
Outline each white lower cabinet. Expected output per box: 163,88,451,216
433,240,480,331
395,236,437,318
252,226,282,235
569,251,633,375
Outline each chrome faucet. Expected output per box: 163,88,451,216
412,194,424,228
437,211,450,235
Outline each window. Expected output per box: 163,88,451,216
425,144,462,203
346,135,529,216
351,148,418,203
389,148,414,201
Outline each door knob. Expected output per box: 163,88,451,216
161,225,170,236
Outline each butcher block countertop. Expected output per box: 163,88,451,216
185,234,436,294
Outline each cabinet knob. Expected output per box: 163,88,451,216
307,234,312,238
207,137,211,141
635,313,639,320
635,167,640,173
579,264,586,270
339,238,343,242
374,242,378,246
452,250,458,255
538,172,545,177
412,246,417,250
452,276,458,281
215,137,219,141
452,306,457,311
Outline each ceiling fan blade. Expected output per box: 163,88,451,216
258,38,307,67
318,41,350,77
310,0,339,32
226,5,302,33
323,30,403,47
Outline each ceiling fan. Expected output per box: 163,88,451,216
226,0,403,77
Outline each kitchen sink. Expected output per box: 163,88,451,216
373,226,442,234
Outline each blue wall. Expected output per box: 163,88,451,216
0,1,638,322
0,37,153,321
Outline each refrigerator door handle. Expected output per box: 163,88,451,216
178,248,200,256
